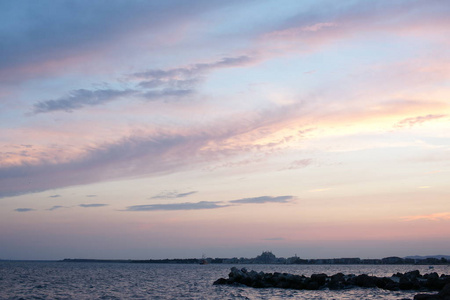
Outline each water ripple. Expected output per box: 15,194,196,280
0,262,448,299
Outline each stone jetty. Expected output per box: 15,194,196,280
213,268,450,299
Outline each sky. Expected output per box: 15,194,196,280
0,0,449,260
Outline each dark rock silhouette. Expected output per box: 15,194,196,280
414,283,450,300
214,268,450,298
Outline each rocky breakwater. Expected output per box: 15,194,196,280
213,268,450,299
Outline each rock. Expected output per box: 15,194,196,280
426,273,445,290
355,274,377,288
310,273,328,286
406,270,422,279
213,278,228,285
214,268,450,299
329,273,346,290
438,283,450,298
384,281,400,291
376,277,396,289
424,273,439,280
304,279,320,290
400,276,421,290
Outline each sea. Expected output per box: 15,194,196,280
1,261,449,299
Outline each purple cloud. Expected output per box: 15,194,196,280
0,101,310,199
0,133,209,198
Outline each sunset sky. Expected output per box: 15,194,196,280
1,0,449,260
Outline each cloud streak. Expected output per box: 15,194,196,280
151,191,198,199
79,204,108,208
14,208,35,212
48,205,65,211
133,56,253,81
132,55,255,102
125,201,227,211
286,159,313,170
229,195,294,204
126,194,293,212
32,89,136,113
0,100,311,198
402,212,450,222
29,54,252,114
395,114,447,128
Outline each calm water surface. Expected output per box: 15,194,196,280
0,262,449,299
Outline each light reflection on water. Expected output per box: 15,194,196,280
0,262,448,299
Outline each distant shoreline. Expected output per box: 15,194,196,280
59,253,450,265
3,252,449,265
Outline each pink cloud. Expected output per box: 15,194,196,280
394,114,447,128
401,212,450,222
257,0,450,56
0,103,310,197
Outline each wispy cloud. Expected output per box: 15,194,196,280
286,159,312,170
125,194,295,212
261,0,450,46
0,103,310,198
2,89,445,199
133,56,253,81
32,89,136,113
132,55,254,100
49,194,61,198
142,88,193,100
3,1,449,201
0,132,207,198
79,204,108,208
48,205,65,211
86,195,97,197
395,114,447,128
125,201,227,211
14,208,35,212
229,195,294,204
151,191,198,199
402,212,450,222
29,55,252,114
